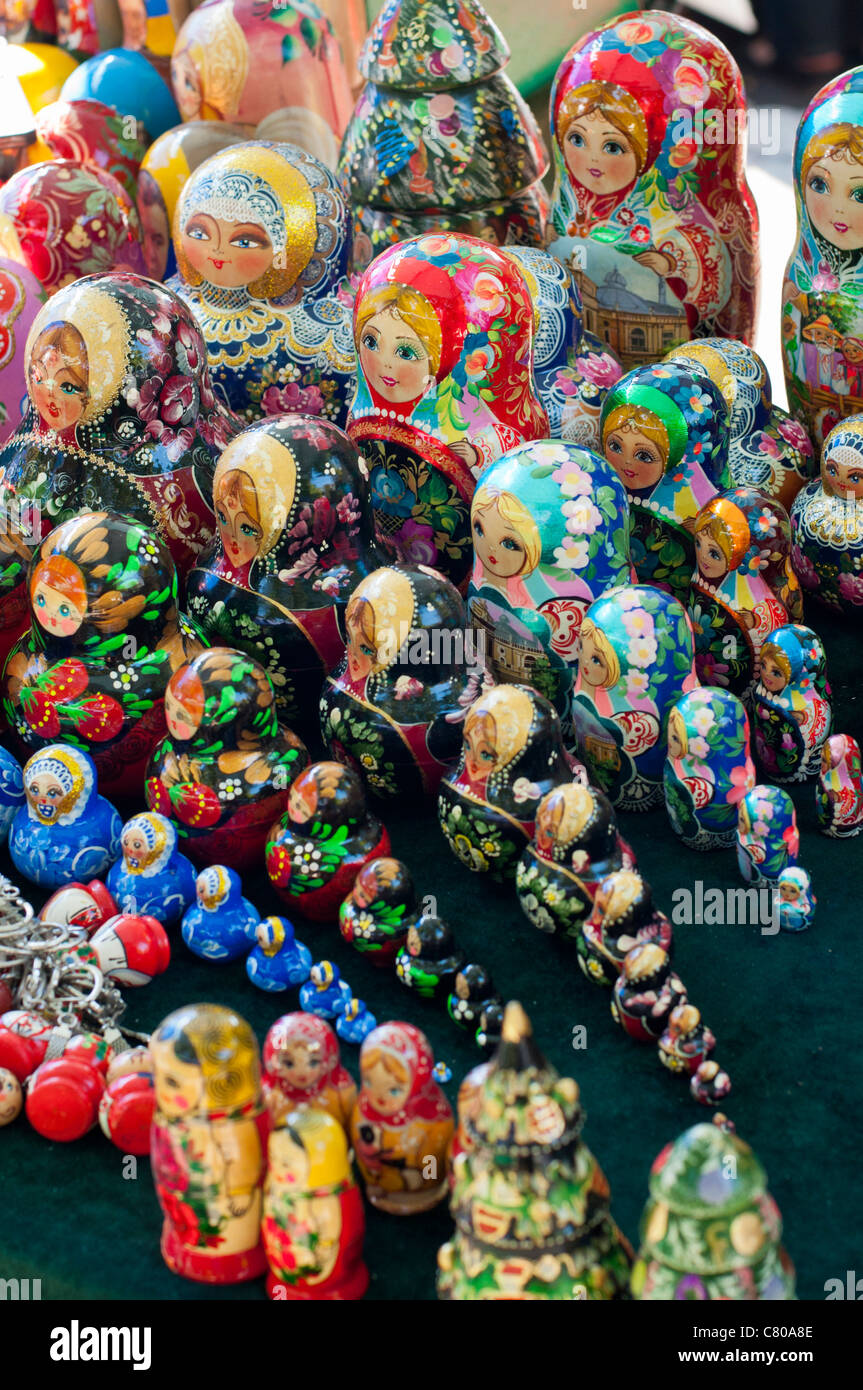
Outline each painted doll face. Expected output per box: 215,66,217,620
32,579,86,637
151,1040,206,1117
359,307,431,404
779,879,800,902
844,338,863,364
118,0,148,49
464,721,497,782
362,1057,411,1117
562,110,638,196
472,506,529,580
269,1132,308,1185
215,485,264,567
26,771,67,822
535,800,560,853
604,428,665,489
122,825,151,869
165,687,200,741
30,346,88,431
140,193,171,281
171,47,203,121
578,626,612,689
695,529,728,581
276,1041,322,1091
0,1069,22,1125
288,779,318,824
181,212,273,289
346,604,377,683
823,451,863,499
804,155,863,250
760,653,788,693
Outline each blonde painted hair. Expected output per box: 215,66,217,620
694,511,735,564
356,284,442,375
473,486,542,574
580,617,620,689
761,642,792,683
602,404,669,462
801,122,863,188
556,80,648,172
667,705,688,755
216,468,260,523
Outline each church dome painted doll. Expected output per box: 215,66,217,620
664,688,756,852
816,732,863,837
107,809,196,926
751,625,832,783
261,1013,356,1129
572,584,698,812
347,232,550,590
321,563,472,799
339,857,419,966
9,743,121,887
145,646,309,870
186,414,380,728
791,415,863,616
599,363,732,607
168,140,355,425
736,784,799,885
138,120,248,280
2,512,204,799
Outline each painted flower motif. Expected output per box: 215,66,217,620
812,267,840,293
552,461,592,497
754,431,781,459
618,590,642,611
519,892,556,933
622,607,654,639
219,777,243,801
371,466,412,518
689,735,710,759
692,705,715,737
261,381,325,416
627,635,658,668
726,760,756,804
417,233,461,257
791,544,818,589
481,838,499,857
292,841,323,874
696,651,730,686
629,225,650,245
464,343,495,380
553,535,590,570
512,776,541,804
354,911,375,938
145,418,195,462
668,138,699,168
562,496,603,535
110,663,139,690
467,272,507,319
160,375,196,424
783,823,800,857
576,351,622,390
618,18,655,43
360,753,377,769
675,60,711,106
838,571,863,605
776,416,812,454
543,885,563,906
626,670,649,698
396,519,439,567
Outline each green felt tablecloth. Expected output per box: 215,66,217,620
1,602,860,1302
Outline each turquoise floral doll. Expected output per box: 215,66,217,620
777,866,816,933
108,809,196,926
572,584,698,811
816,732,863,836
736,784,799,884
664,688,756,851
9,743,121,887
752,625,832,782
791,415,863,616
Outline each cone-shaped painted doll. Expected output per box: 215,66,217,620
261,1013,356,1129
816,732,863,836
9,743,121,887
791,415,863,616
107,810,196,926
339,856,419,965
736,784,799,884
752,625,832,782
578,869,672,988
138,121,249,281
180,864,260,961
664,688,756,851
611,943,687,1045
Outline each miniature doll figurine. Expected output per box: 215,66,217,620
321,563,473,798
339,858,419,966
150,1003,268,1283
467,439,632,720
395,914,467,1002
2,512,205,799
107,811,196,926
246,916,313,992
816,733,863,836
446,964,502,1032
37,879,118,935
752,626,832,782
548,10,758,360
266,762,391,922
790,416,863,617
299,962,354,1021
9,744,121,888
578,869,672,987
782,67,863,446
0,258,46,451
736,785,799,885
0,748,24,846
572,585,698,812
690,1059,732,1108
169,141,355,425
658,1003,716,1077
337,999,378,1047
81,914,171,988
777,866,816,933
663,689,757,851
0,1069,23,1127
180,865,260,962
598,365,732,607
138,121,248,279
350,1021,454,1215
611,944,687,1044
475,1000,505,1054
261,1014,356,1128
347,232,550,590
185,415,380,728
438,683,574,881
263,1106,369,1301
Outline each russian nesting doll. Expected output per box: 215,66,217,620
816,732,863,836
299,960,353,1018
245,914,312,991
1,0,56,42
150,1003,268,1283
117,0,178,81
736,785,799,884
467,440,632,721
146,647,309,869
752,626,832,782
791,415,863,615
0,258,46,454
34,98,147,204
438,683,575,881
169,140,355,425
337,999,377,1046
777,866,816,933
598,364,731,606
0,747,24,845
690,1059,733,1108
261,1014,356,1129
181,864,260,961
339,857,419,965
138,121,248,280
782,66,863,447
547,10,759,362
447,964,501,1031
395,913,467,1001
658,1003,715,1076
578,869,672,988
107,810,196,926
664,688,756,851
9,743,121,887
572,584,698,812
611,943,687,1044
347,232,550,589
350,1021,454,1214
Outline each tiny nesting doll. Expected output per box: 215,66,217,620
347,232,550,590
752,626,832,782
150,1003,267,1283
261,1014,356,1129
350,1021,454,1215
468,440,632,722
181,864,260,961
658,1003,715,1077
690,1059,732,1108
664,688,756,851
547,10,759,361
0,258,46,450
2,512,203,799
266,762,391,922
611,944,687,1044
245,915,312,991
107,810,196,926
777,866,816,933
578,870,672,988
816,733,863,836
572,584,698,812
599,365,731,607
299,960,353,1019
438,683,574,881
395,914,467,1001
688,488,800,695
791,416,863,615
9,743,121,886
138,121,248,280
321,563,472,799
169,140,355,425
446,964,501,1031
186,414,380,727
782,66,863,447
0,748,24,845
736,785,799,885
339,857,419,966
35,98,147,204
337,999,378,1046
145,647,309,870
263,1107,369,1301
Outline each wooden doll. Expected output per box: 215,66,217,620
791,415,863,616
446,963,501,1031
816,733,863,836
262,1106,369,1300
107,810,196,926
261,1013,356,1129
611,944,687,1044
578,869,672,988
777,866,816,933
736,785,799,884
571,584,698,812
347,232,550,590
35,98,147,204
690,1059,732,1108
9,743,121,888
395,914,466,1002
751,625,832,782
547,10,759,362
181,864,260,961
169,140,355,424
350,1021,454,1214
245,915,312,992
339,857,419,965
299,961,353,1019
149,1003,268,1283
663,688,756,851
0,258,45,456
0,747,24,846
137,122,248,279
658,1003,716,1077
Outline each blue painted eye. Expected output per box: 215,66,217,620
567,131,585,148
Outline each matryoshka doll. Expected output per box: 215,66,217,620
107,810,196,926
261,1013,356,1129
578,869,672,988
736,784,799,884
347,233,550,590
611,943,687,1044
138,121,248,280
664,688,756,851
1,0,57,42
395,913,467,1002
186,415,379,728
321,563,472,799
150,1003,268,1283
438,683,574,881
777,865,816,933
2,512,203,799
658,1003,715,1077
350,1021,454,1215
0,258,46,448
263,1106,368,1300
339,857,419,966
782,66,863,446
816,732,863,836
118,0,177,80
752,625,832,782
169,140,355,425
34,98,147,204
266,762,391,922
468,440,632,722
145,647,310,869
9,743,121,887
547,10,759,361
572,584,698,812
791,416,863,615
599,364,731,607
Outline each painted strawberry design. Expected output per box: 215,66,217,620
74,693,125,742
266,840,292,889
145,776,173,816
41,659,88,702
22,690,61,737
171,783,222,828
